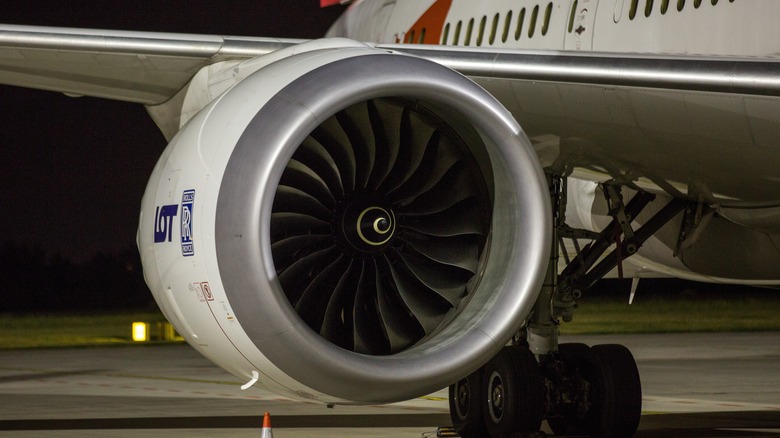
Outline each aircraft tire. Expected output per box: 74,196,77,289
589,344,642,438
546,343,600,436
448,369,488,438
482,346,544,437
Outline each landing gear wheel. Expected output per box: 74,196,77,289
482,346,544,437
449,369,488,438
546,343,600,437
589,344,642,438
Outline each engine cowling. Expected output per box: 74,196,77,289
138,41,550,404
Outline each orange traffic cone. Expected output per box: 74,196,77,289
261,411,273,438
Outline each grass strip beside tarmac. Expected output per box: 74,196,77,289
1,295,779,349
0,311,172,349
560,295,780,335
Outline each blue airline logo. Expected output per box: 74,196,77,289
154,205,179,243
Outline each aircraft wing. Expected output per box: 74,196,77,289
0,25,301,104
386,44,780,97
3,24,779,104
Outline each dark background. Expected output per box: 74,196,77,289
0,1,346,311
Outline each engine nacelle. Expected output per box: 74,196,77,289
138,40,550,404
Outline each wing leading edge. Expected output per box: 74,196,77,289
3,25,780,105
0,24,300,104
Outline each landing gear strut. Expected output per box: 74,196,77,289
448,176,685,437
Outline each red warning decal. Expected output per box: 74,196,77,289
201,282,214,301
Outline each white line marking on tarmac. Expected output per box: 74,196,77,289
643,396,780,413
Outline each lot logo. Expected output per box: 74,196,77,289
154,204,179,243
181,189,195,257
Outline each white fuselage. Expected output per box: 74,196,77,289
330,0,780,283
331,0,780,58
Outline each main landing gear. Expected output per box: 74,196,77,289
448,176,686,437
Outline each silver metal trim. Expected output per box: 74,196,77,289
381,45,780,97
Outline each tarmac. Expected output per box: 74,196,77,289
0,332,778,437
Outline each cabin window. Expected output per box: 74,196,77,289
661,0,669,13
454,21,462,45
406,30,415,43
677,0,685,11
629,0,638,19
693,0,702,6
502,10,513,42
477,15,486,46
515,8,526,40
442,23,450,45
465,18,474,45
490,13,499,45
419,28,426,44
542,2,552,36
568,0,578,32
711,0,718,4
645,0,654,17
529,5,539,38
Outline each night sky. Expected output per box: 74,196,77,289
0,1,346,262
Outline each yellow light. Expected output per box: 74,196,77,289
132,322,149,342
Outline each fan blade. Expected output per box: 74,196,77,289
401,198,487,237
399,163,481,214
271,234,333,274
320,259,361,351
295,137,344,198
352,262,387,355
384,256,449,335
270,212,330,241
366,99,402,190
295,254,350,332
273,185,331,220
374,259,423,353
387,131,461,204
279,159,337,208
337,102,376,191
278,246,342,306
400,231,480,274
311,117,356,194
379,107,435,194
393,248,469,307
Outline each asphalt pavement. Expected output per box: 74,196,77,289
0,332,778,437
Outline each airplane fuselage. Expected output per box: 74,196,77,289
332,0,780,58
329,0,780,282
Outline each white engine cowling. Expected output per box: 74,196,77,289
138,41,550,404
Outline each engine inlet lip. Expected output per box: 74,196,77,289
216,49,551,403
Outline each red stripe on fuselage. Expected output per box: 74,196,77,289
402,0,453,45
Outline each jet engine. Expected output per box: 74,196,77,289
138,41,550,404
